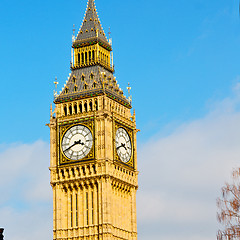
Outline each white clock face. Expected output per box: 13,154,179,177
61,125,93,160
115,127,132,163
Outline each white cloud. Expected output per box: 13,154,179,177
1,83,240,240
137,83,240,240
0,141,52,240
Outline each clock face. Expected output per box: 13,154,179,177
61,125,93,160
115,127,132,163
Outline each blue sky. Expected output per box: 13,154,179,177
0,0,239,143
0,0,240,239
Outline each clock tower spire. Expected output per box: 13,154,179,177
48,1,138,239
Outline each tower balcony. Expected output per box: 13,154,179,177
71,57,114,73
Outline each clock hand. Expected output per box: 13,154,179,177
64,141,78,152
64,140,83,152
121,143,127,150
116,145,122,150
117,143,126,150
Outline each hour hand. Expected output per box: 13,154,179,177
117,143,125,150
75,139,85,146
116,145,122,150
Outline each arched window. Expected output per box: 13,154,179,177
84,102,88,112
81,75,85,81
92,50,95,61
74,104,77,114
95,99,98,111
92,82,96,88
84,84,87,90
81,52,84,64
79,102,83,113
78,53,80,64
65,88,69,94
89,101,93,111
69,105,72,115
73,76,76,83
64,105,67,116
90,73,94,80
85,52,88,64
89,51,91,62
74,86,77,92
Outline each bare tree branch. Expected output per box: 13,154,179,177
217,168,240,240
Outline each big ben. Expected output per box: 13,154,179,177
48,0,138,239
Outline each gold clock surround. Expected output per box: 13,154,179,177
58,120,95,165
114,121,134,168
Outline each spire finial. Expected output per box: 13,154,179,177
108,27,111,39
73,0,110,47
54,77,59,98
72,24,76,42
127,83,132,104
50,103,53,118
127,82,131,95
108,27,112,45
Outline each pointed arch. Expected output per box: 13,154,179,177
74,104,77,114
89,101,93,111
85,52,88,64
90,73,94,80
69,104,72,115
92,81,97,88
84,102,88,112
81,52,84,64
79,102,83,113
64,105,67,116
95,99,98,111
84,83,88,90
72,76,76,83
89,51,91,62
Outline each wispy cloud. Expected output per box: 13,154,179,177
137,81,240,239
1,82,240,240
0,141,52,240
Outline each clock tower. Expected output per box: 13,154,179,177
48,0,138,239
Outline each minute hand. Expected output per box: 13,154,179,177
64,140,81,152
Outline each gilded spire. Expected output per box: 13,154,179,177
54,0,131,109
73,0,110,48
